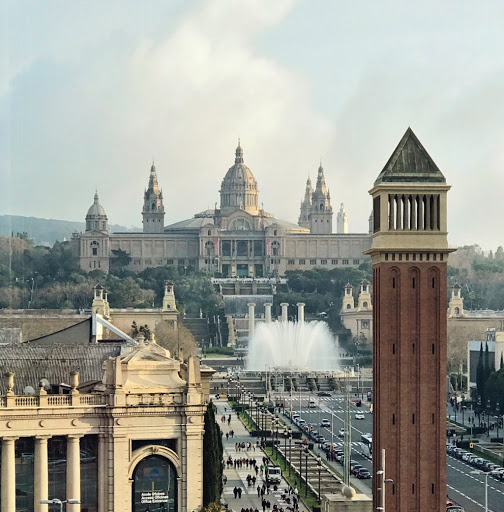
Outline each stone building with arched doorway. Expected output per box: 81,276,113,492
0,337,213,512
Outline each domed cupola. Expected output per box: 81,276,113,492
85,192,108,232
220,141,259,215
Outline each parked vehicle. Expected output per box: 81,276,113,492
338,428,345,438
309,400,317,408
320,419,330,428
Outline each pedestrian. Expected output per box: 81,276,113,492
237,487,242,499
234,487,238,499
262,499,267,512
257,485,261,497
226,432,229,440
231,430,234,438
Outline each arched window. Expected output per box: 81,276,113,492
346,304,351,309
207,229,211,236
133,455,177,512
455,307,460,316
363,302,368,308
231,218,251,231
151,203,156,211
271,241,280,257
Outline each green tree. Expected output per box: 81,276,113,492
111,248,132,268
202,403,223,506
476,343,485,403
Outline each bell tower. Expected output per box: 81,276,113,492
366,128,453,512
298,177,313,229
309,164,333,234
142,163,165,233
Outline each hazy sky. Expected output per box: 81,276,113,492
1,0,504,250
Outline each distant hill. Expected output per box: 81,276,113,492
0,215,139,246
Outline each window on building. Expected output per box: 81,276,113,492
178,259,185,266
134,259,141,265
166,259,174,265
271,241,280,256
92,247,97,255
288,259,295,265
299,259,305,265
310,259,316,265
321,259,327,265
353,259,360,265
189,259,196,266
331,259,338,265
342,259,349,265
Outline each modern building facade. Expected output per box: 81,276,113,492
72,143,371,276
366,128,452,511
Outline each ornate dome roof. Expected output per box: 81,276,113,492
86,192,107,218
221,142,257,191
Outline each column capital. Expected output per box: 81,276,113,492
35,435,52,441
1,436,18,442
67,434,83,440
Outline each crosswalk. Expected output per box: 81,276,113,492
292,409,371,414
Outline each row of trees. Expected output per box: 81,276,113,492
0,237,223,317
475,342,504,412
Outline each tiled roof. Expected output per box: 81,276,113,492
0,344,124,394
374,128,446,185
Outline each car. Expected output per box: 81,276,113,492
214,393,228,399
309,400,317,408
355,413,365,420
317,391,332,397
357,468,371,479
320,419,330,428
338,428,345,437
351,464,363,476
298,419,306,426
317,436,326,444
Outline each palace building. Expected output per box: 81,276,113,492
72,143,371,276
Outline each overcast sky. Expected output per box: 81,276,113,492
1,0,503,250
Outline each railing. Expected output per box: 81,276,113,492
125,393,178,407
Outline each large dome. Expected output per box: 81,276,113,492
220,143,259,215
85,192,108,232
86,193,107,217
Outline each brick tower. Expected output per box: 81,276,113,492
366,128,453,511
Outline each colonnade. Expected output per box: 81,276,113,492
1,434,82,512
247,302,305,329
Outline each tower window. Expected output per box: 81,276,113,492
392,277,396,288
432,277,435,288
152,203,156,210
432,413,435,424
412,413,415,424
392,414,395,425
392,343,395,354
412,343,415,353
412,278,416,289
432,343,435,354
432,484,435,494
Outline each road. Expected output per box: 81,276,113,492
274,392,504,512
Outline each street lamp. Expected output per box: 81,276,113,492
317,455,322,503
288,428,293,476
471,470,500,512
496,402,500,440
304,447,309,497
486,399,491,436
40,499,81,512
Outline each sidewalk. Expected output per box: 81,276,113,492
214,399,310,512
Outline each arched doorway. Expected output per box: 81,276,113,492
132,455,177,512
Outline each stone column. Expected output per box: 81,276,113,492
248,303,256,338
280,303,289,323
35,436,51,512
264,303,272,323
1,437,17,512
66,435,82,511
97,434,108,512
297,303,305,324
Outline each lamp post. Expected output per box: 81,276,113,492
274,417,279,460
376,449,393,512
496,402,500,440
304,447,309,497
486,399,491,436
471,470,500,512
317,455,322,503
255,401,259,429
288,428,293,476
40,499,81,512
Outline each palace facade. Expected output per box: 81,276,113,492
72,143,371,276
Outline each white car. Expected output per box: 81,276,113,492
338,428,345,437
355,412,365,420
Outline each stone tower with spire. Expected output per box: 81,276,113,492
309,164,333,234
337,203,348,233
298,177,313,229
366,127,453,512
142,163,165,233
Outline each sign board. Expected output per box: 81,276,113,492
141,490,169,504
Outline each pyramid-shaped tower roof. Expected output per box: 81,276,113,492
374,128,446,186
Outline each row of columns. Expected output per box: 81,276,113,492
247,302,306,333
1,435,81,512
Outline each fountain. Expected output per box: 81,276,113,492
246,303,340,371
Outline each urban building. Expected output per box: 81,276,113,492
0,336,213,512
72,143,371,276
366,127,452,511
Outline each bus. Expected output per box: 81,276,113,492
265,465,282,484
360,434,372,457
